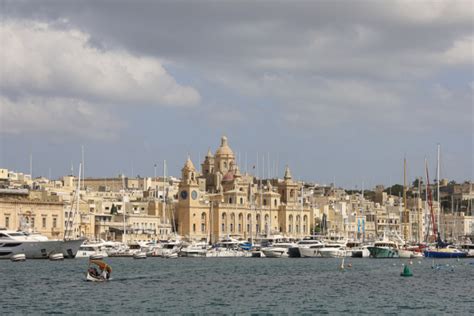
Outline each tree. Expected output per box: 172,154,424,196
412,178,423,188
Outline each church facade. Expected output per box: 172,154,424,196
176,136,313,242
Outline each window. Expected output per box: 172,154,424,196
5,216,9,228
240,197,243,204
274,199,277,207
201,223,205,232
221,223,225,232
193,224,196,232
238,224,241,232
229,197,233,204
263,199,267,206
53,217,57,228
230,223,234,232
31,217,35,228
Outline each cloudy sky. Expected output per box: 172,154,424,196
0,0,472,187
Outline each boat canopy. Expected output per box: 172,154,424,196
89,260,112,273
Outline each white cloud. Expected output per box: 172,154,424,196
0,95,123,140
0,19,200,107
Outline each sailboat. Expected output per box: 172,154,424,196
423,145,466,259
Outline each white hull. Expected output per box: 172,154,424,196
319,248,345,258
76,250,109,259
399,249,424,259
206,249,250,258
0,240,63,259
299,247,321,258
49,253,64,261
179,250,207,257
261,247,289,258
10,253,26,262
61,239,85,258
133,252,147,259
351,248,371,258
86,273,107,282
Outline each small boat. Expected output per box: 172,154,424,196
132,252,147,259
10,253,26,262
86,260,112,282
424,246,467,258
49,253,64,261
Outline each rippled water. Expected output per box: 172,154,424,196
1,257,473,314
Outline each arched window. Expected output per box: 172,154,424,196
256,214,261,233
193,223,196,232
263,199,267,206
222,213,227,232
223,161,227,169
238,213,243,233
230,213,235,232
240,197,243,204
274,199,277,207
229,197,233,204
201,212,207,232
290,189,294,198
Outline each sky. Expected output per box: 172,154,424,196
0,0,472,188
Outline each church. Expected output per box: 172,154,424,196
176,136,313,242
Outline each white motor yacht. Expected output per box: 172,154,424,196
150,239,182,257
318,244,346,258
179,241,209,257
299,242,325,258
0,229,62,259
289,236,325,258
76,242,109,259
261,242,296,258
346,241,370,258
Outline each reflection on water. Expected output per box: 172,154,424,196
1,258,473,314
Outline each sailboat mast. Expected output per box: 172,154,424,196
402,158,409,242
436,144,441,239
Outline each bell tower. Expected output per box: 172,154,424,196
278,165,298,206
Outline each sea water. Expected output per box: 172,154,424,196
1,257,473,314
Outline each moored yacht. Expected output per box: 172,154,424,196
179,241,209,257
0,229,83,259
368,239,399,258
76,242,109,259
289,235,324,258
318,244,346,258
261,242,296,258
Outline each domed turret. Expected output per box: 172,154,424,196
182,155,196,172
215,136,234,157
214,136,235,175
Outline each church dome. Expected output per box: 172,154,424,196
215,136,234,157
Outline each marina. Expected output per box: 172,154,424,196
1,257,473,314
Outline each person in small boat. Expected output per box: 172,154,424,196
100,268,109,280
88,267,99,277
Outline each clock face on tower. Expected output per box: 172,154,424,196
191,190,198,200
180,190,188,200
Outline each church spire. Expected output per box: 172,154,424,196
284,165,292,181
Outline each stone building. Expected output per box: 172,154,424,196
176,136,313,242
0,189,64,238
